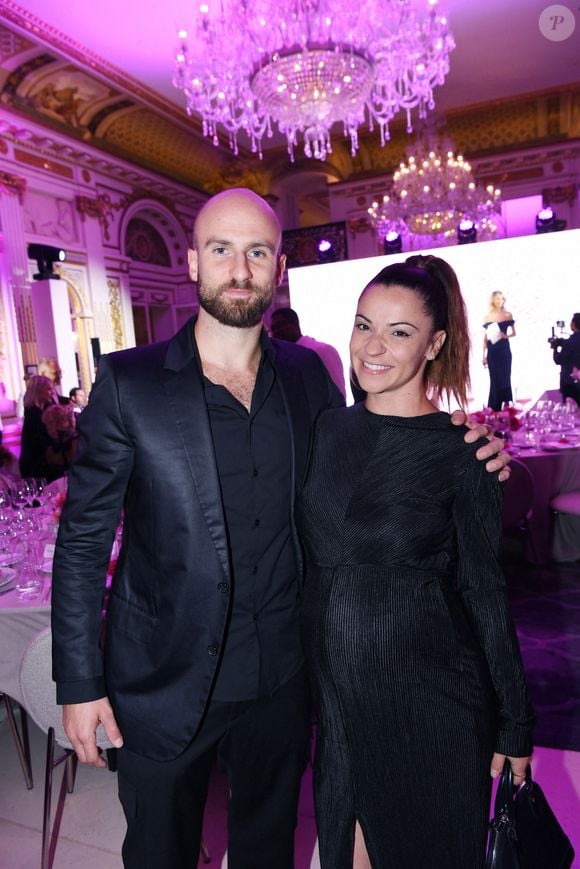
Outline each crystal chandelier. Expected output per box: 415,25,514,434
173,0,455,162
368,145,502,246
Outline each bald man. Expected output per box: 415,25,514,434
52,188,509,868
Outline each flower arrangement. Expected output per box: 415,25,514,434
470,406,522,432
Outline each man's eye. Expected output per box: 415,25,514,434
213,246,227,254
248,249,266,258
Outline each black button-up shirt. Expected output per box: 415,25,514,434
198,333,303,701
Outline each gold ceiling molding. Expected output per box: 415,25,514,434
0,21,31,59
101,108,238,191
345,84,580,180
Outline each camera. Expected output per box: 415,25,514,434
548,320,568,350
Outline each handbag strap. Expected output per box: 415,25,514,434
493,758,516,822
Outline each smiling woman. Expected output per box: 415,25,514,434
296,254,533,869
350,255,470,417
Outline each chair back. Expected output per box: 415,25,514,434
19,626,113,751
502,458,535,530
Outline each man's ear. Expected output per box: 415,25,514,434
275,252,287,287
188,248,198,282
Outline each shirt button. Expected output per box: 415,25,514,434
207,645,218,656
254,518,260,527
251,566,258,575
217,582,229,593
253,469,259,477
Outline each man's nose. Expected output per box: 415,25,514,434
230,251,252,283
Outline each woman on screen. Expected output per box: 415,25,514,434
483,291,516,410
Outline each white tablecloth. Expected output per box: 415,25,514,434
0,595,51,705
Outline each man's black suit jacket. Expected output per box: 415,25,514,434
51,318,344,761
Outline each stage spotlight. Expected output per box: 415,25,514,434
317,237,336,262
535,207,567,234
27,244,66,280
383,230,402,255
457,218,477,245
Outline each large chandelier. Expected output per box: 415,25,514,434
368,145,502,246
173,0,455,162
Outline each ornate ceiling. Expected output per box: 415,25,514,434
1,0,580,222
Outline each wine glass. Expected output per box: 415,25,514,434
10,479,31,511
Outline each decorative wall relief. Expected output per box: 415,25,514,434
23,191,78,243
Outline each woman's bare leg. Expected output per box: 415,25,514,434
353,820,372,869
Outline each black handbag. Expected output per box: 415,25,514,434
486,759,575,869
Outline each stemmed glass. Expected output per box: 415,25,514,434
14,513,43,600
10,479,32,512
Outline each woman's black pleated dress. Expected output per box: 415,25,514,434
296,405,533,869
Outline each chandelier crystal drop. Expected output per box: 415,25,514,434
173,0,455,162
368,146,502,246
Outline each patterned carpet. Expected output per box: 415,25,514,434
503,548,580,752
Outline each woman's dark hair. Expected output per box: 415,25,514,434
363,254,470,408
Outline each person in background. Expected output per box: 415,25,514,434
38,356,69,405
297,256,533,869
42,403,78,480
482,291,516,410
0,445,20,483
19,374,55,478
552,313,580,405
270,306,346,397
69,386,88,413
52,189,509,869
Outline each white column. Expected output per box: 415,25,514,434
29,278,77,396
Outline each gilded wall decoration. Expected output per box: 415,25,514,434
107,278,124,350
57,266,93,391
542,184,578,206
14,148,73,179
76,193,120,241
0,169,26,202
23,191,78,243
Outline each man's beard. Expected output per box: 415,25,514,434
197,278,273,328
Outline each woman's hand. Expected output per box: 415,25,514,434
482,357,488,367
490,752,532,787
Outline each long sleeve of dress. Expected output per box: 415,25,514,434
452,457,534,757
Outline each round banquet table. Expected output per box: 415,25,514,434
514,443,580,563
0,578,51,706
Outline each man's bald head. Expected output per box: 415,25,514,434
193,188,282,254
